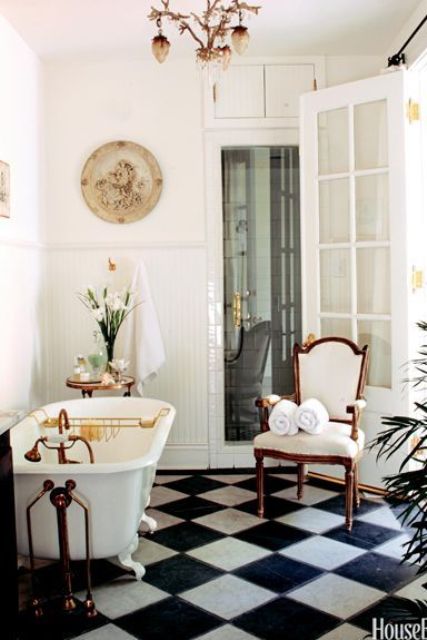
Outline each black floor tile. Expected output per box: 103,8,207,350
116,596,222,640
234,596,339,640
157,496,225,520
234,554,323,593
335,552,419,592
234,521,311,551
18,597,109,640
236,495,304,519
325,520,400,550
29,559,128,598
316,494,383,517
164,476,227,495
235,475,296,494
151,521,223,552
143,554,224,594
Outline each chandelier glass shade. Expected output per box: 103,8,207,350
148,1,261,70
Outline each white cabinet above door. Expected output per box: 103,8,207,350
204,57,325,129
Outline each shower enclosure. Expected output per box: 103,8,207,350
223,146,302,442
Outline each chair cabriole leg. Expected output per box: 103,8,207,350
345,464,354,531
353,462,360,508
255,451,264,518
297,463,305,500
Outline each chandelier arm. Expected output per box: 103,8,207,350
179,22,206,49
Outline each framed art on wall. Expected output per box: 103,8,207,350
0,161,10,218
81,140,163,224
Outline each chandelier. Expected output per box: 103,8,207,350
148,1,261,70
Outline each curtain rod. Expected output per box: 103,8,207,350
388,13,427,67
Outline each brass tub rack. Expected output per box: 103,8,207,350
28,407,171,444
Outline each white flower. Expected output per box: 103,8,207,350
92,308,104,322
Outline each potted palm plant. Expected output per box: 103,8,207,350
370,320,427,622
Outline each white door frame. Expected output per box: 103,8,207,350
205,128,299,468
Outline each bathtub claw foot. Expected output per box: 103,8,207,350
118,534,146,581
140,512,158,534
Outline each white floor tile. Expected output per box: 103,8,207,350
199,486,256,507
272,485,338,506
194,508,264,535
77,578,167,619
141,508,184,531
288,574,385,619
280,535,366,570
276,507,344,533
154,474,190,484
181,574,275,620
374,533,411,560
394,574,427,600
356,507,403,530
76,623,138,640
316,623,367,640
148,485,187,507
203,475,254,484
187,536,269,571
197,624,260,640
133,537,178,565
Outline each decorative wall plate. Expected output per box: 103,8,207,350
81,140,162,224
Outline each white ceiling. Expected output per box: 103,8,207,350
0,0,421,60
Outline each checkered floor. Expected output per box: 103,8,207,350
18,469,425,640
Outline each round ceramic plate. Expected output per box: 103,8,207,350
81,140,163,224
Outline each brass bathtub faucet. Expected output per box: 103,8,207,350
24,408,95,464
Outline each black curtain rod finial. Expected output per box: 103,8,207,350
387,52,406,68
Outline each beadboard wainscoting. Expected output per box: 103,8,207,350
44,244,209,468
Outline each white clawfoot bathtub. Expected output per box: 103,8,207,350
11,397,175,580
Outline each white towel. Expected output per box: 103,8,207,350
124,261,166,395
294,398,329,435
268,400,298,436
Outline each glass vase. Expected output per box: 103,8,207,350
87,331,107,379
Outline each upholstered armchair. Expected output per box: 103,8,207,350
254,337,369,530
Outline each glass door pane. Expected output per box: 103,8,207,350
222,147,301,442
316,98,392,388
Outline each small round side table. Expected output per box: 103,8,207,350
66,375,135,398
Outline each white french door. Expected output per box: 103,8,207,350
300,70,419,488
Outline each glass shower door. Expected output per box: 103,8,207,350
223,146,301,443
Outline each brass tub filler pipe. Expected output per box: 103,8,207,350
26,479,97,619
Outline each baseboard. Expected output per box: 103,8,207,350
158,444,209,469
308,471,387,496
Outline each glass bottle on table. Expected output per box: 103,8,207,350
87,330,107,380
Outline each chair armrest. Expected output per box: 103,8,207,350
256,393,296,432
346,399,367,413
346,399,367,440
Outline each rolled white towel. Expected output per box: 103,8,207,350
268,400,298,436
294,398,329,435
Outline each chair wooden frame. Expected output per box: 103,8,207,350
254,337,369,530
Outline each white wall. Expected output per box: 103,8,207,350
44,56,209,466
0,15,44,410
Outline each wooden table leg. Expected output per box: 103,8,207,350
123,384,131,397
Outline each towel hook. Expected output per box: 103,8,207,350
108,257,117,272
